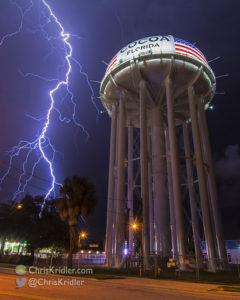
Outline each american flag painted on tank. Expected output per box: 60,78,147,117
106,55,118,74
174,38,207,65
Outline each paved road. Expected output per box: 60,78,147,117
0,268,239,300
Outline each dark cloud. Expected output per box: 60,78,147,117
214,145,240,239
215,145,240,184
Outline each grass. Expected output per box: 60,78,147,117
86,265,240,284
1,261,240,284
209,286,240,292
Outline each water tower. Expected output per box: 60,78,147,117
100,35,227,272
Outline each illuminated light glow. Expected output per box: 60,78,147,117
17,203,22,209
131,223,138,230
124,248,128,255
0,0,98,211
80,232,87,238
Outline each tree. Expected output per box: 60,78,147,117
0,202,16,256
56,176,96,267
0,195,69,260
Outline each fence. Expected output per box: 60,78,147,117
33,252,106,266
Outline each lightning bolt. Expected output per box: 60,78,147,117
0,0,99,212
0,0,34,46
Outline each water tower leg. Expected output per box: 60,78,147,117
111,171,119,266
139,80,151,270
151,106,170,257
111,118,120,267
165,78,186,270
128,124,134,256
115,95,126,268
182,122,203,269
198,99,227,268
106,104,117,267
148,129,154,255
188,86,217,272
165,129,178,261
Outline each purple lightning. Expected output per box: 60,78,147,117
38,0,73,206
0,0,99,210
0,0,34,46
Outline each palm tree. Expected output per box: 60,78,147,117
56,176,96,267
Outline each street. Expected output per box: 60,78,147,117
0,268,239,300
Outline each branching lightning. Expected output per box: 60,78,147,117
0,0,99,211
0,0,34,46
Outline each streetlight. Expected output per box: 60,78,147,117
131,222,139,230
80,232,86,239
131,221,144,276
78,231,87,248
16,204,22,210
10,203,23,215
77,232,87,267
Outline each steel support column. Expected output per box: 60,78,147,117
151,106,170,256
198,99,227,265
128,124,134,255
139,80,150,270
182,122,202,268
148,129,154,254
115,94,126,267
106,104,117,267
188,86,217,272
165,128,178,261
165,77,186,269
111,115,120,266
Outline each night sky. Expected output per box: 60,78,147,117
0,0,239,242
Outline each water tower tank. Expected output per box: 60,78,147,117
100,35,215,127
